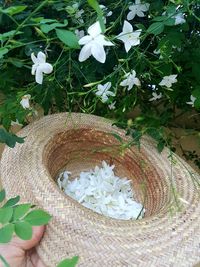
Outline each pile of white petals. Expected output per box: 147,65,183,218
57,161,145,220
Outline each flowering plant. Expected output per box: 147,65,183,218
0,0,199,164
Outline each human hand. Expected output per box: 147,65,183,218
0,225,46,267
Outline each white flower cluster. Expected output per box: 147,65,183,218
57,161,145,220
95,70,141,105
26,3,193,110
78,20,141,63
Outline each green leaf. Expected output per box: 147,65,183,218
0,207,13,224
146,128,162,141
132,130,142,149
8,58,24,68
0,30,22,41
164,18,175,26
147,22,164,35
13,204,32,220
194,99,200,109
14,221,33,240
0,189,5,203
153,16,167,22
0,128,24,148
40,20,68,33
0,48,8,59
87,0,99,10
3,196,20,208
153,14,176,26
157,141,165,153
1,6,27,15
39,18,57,24
0,224,14,243
135,23,146,31
192,87,200,109
56,29,79,49
57,256,79,267
150,0,164,11
24,210,51,226
110,133,123,143
166,5,176,15
192,87,200,99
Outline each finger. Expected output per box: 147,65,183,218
11,225,45,251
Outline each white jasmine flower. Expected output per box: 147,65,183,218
99,5,107,10
153,49,163,58
159,75,177,88
149,91,162,101
172,45,181,52
74,9,84,23
173,13,186,25
20,94,31,109
120,70,141,91
117,20,141,53
153,49,161,55
57,161,145,220
71,3,84,23
162,11,186,26
96,82,115,102
108,101,116,110
127,0,150,21
99,5,113,23
100,5,113,17
75,29,85,39
107,11,113,17
78,21,114,63
31,51,53,84
74,9,84,19
186,95,196,107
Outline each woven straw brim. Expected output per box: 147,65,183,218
1,113,200,267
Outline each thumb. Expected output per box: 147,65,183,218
11,226,45,251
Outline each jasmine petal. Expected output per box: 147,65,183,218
57,161,145,220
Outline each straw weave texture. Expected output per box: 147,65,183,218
0,113,200,267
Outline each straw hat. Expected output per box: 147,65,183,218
1,113,200,267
